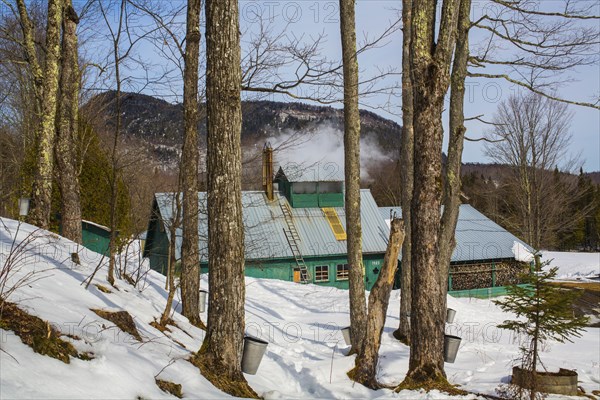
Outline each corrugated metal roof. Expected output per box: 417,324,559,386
277,162,345,182
378,205,535,263
155,189,389,263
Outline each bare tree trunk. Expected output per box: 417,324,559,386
403,0,460,387
55,0,82,244
28,0,64,229
196,0,255,397
15,0,43,112
439,0,471,286
160,193,182,327
180,0,202,326
407,82,447,384
107,40,122,287
106,0,127,287
339,0,367,356
393,0,414,345
485,93,576,250
352,218,405,389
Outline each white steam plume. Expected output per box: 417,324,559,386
267,123,391,182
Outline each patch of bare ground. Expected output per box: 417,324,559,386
91,309,142,341
0,300,94,363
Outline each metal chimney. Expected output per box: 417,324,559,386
262,143,274,201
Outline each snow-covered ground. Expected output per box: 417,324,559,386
541,251,600,280
1,218,599,399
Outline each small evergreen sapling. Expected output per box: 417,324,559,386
494,263,588,399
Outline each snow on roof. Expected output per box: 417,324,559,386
81,219,111,232
512,241,534,262
378,204,535,263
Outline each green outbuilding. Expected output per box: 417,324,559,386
143,161,391,290
81,220,112,256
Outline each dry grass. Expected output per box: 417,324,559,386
91,309,142,341
548,281,600,292
149,320,172,333
95,284,112,293
155,379,183,398
548,281,600,327
396,370,468,397
0,300,93,363
189,352,259,399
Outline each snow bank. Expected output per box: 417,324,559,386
541,251,600,280
1,218,598,399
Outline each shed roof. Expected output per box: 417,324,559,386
154,189,389,263
276,162,345,182
378,204,535,263
82,219,111,233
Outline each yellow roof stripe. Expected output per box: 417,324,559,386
322,208,347,241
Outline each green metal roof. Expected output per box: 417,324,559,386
378,205,535,263
153,189,389,263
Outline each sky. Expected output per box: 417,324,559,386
76,0,600,172
245,0,599,171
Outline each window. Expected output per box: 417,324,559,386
336,264,349,280
314,265,329,282
319,181,343,193
292,182,317,194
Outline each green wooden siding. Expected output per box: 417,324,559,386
145,217,169,276
449,285,529,298
196,254,386,290
144,208,388,290
276,180,344,208
81,222,111,256
290,193,319,208
318,192,344,207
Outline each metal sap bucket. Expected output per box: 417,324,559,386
341,326,352,346
444,334,461,363
199,290,208,313
241,336,268,375
446,308,456,324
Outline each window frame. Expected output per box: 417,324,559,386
336,263,349,281
314,265,330,282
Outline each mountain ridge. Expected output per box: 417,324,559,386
87,91,403,151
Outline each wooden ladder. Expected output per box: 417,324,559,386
280,200,310,283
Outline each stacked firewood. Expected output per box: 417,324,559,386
449,261,529,290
